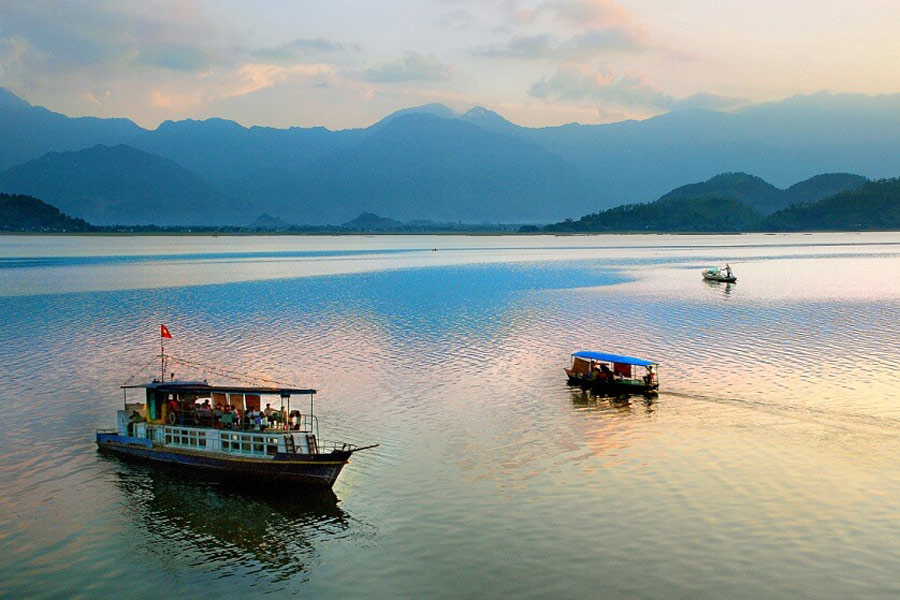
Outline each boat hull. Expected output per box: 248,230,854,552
96,433,351,487
566,374,658,396
702,274,737,283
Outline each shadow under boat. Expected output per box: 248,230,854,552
702,278,735,296
102,454,363,581
569,387,657,413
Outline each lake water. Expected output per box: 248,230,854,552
2,233,900,599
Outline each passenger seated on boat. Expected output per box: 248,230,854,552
221,407,234,428
290,410,302,431
600,364,614,381
127,410,144,436
260,412,269,432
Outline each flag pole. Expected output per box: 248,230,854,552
159,324,172,381
160,326,165,381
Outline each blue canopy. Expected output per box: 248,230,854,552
571,351,656,367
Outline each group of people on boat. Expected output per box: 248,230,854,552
590,362,622,383
167,399,304,431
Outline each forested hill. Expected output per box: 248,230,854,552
540,197,762,233
761,178,900,231
0,193,92,232
538,172,875,233
655,172,867,215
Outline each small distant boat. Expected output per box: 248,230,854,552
565,351,659,395
702,265,736,283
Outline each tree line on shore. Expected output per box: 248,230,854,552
4,176,900,234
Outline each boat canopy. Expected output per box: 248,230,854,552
122,381,316,396
571,351,656,367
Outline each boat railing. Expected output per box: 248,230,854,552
316,440,359,453
164,407,318,436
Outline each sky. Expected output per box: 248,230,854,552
1,0,899,130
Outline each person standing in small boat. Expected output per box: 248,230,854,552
725,263,733,279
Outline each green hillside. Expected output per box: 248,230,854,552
762,178,900,231
658,173,783,214
0,192,93,231
543,197,762,233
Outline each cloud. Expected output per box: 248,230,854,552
529,64,745,112
668,92,748,111
539,0,630,28
475,27,646,60
474,34,556,59
146,62,340,114
530,64,669,106
437,10,478,30
363,52,453,83
249,38,355,63
0,1,365,121
0,0,234,74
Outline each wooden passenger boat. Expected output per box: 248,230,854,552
96,379,375,488
565,351,659,395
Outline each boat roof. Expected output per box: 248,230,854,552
122,380,316,396
571,351,657,366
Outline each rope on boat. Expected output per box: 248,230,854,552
121,355,164,386
165,354,303,388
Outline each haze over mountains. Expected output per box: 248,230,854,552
1,87,899,225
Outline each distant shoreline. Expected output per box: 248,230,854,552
3,229,898,237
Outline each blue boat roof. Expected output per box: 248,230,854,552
122,381,316,395
571,351,656,366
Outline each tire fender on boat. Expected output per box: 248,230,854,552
192,412,201,426
167,411,177,425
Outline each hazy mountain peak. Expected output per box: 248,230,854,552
0,88,32,111
155,117,245,133
375,103,456,127
462,106,499,119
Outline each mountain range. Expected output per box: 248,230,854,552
1,87,900,225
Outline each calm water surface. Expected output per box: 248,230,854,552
2,233,900,599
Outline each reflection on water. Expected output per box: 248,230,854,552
105,456,355,585
702,277,735,298
2,233,900,599
569,387,657,411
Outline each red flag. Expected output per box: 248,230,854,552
160,324,172,339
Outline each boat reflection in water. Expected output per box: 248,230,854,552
702,278,735,297
569,387,657,413
104,455,365,582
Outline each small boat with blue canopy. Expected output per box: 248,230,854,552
565,351,659,395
